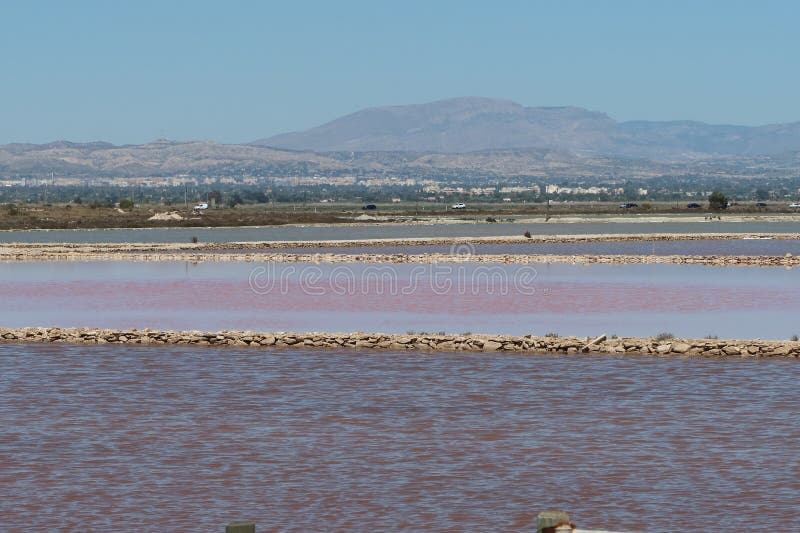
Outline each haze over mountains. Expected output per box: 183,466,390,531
2,97,800,179
254,97,800,158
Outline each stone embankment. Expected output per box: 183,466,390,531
3,234,800,267
2,327,799,358
1,248,798,267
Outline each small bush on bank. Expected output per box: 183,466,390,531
524,231,532,238
191,236,198,243
654,332,674,341
545,332,559,338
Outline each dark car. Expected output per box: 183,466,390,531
686,202,702,208
619,203,638,209
755,202,768,207
362,204,377,210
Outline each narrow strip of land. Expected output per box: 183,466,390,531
2,247,798,267
2,232,800,266
4,231,800,252
2,327,798,358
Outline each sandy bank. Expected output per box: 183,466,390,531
2,248,798,267
4,231,800,253
2,327,798,359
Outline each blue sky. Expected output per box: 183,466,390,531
1,0,798,145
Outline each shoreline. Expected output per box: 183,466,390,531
2,233,800,266
3,327,799,358
2,250,798,267
4,231,800,250
2,212,800,232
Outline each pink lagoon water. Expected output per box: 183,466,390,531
1,343,798,531
2,261,800,338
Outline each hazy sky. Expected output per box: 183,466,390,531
2,0,798,145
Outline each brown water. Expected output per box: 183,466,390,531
1,343,798,531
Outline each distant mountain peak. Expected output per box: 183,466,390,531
251,97,800,157
253,97,617,154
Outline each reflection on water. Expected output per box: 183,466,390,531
2,261,800,338
1,343,798,531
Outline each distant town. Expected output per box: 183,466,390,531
2,172,800,208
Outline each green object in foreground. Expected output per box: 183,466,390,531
226,522,255,533
537,510,572,532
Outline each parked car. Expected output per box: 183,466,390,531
619,203,638,209
451,203,466,209
193,202,208,210
789,202,800,208
686,202,702,208
362,204,377,210
755,202,768,207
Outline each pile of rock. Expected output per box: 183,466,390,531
1,327,799,358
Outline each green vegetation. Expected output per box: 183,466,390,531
654,332,674,341
118,198,134,209
708,191,729,210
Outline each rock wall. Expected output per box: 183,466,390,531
2,249,798,267
2,327,798,358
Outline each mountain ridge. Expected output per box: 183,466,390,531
251,96,800,158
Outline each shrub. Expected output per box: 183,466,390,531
485,216,497,223
708,191,729,210
119,198,134,210
524,231,532,239
544,332,559,338
705,334,719,339
191,236,198,244
654,332,674,341
791,335,799,342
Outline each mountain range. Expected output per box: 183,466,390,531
253,96,800,158
2,97,800,179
